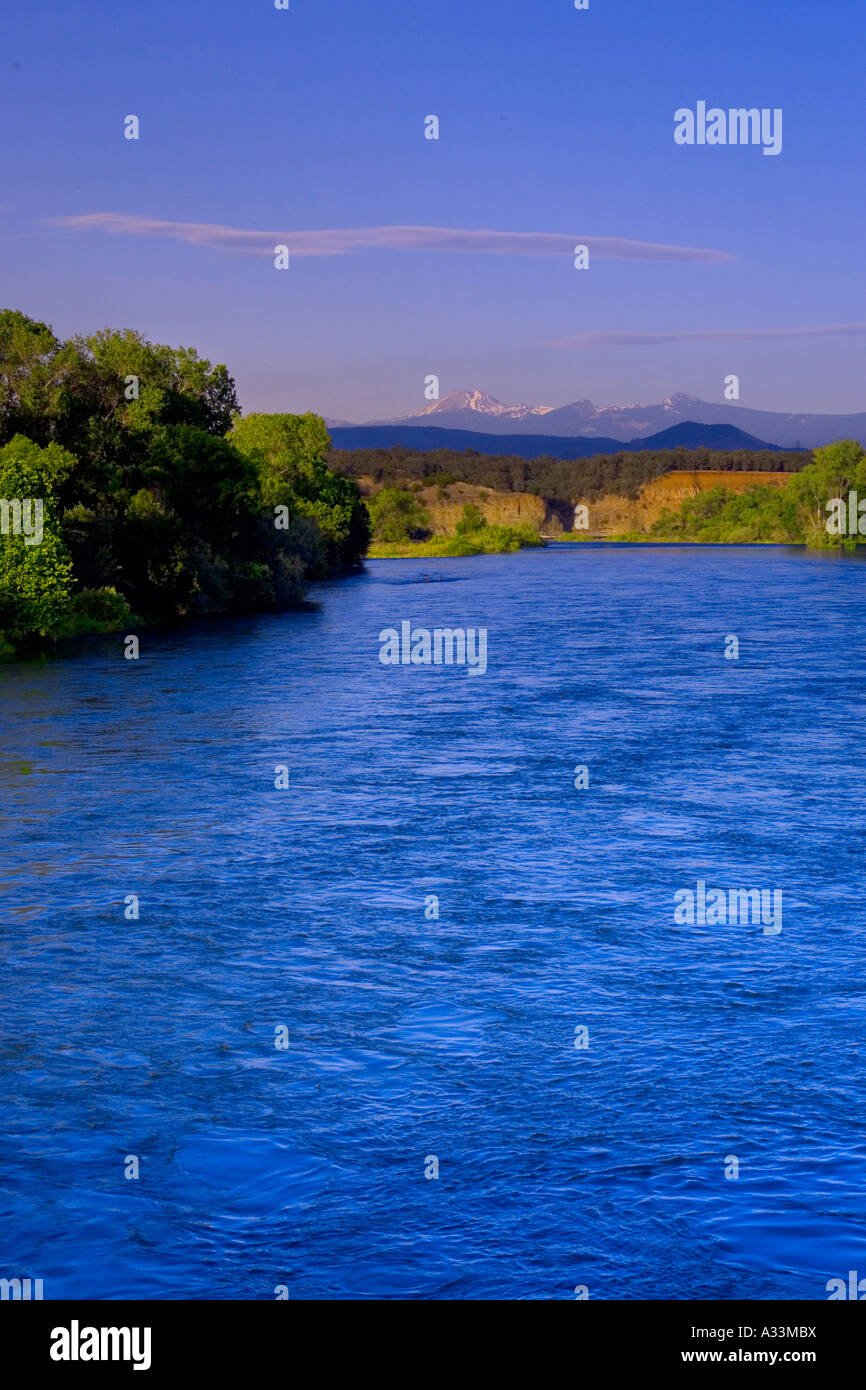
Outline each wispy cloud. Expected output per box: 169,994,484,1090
543,324,866,348
47,213,735,264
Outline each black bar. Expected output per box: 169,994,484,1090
1,1299,860,1376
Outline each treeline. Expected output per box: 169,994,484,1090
0,310,368,655
327,442,807,501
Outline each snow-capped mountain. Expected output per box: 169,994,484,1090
535,393,706,439
368,388,555,426
411,389,554,421
336,389,866,448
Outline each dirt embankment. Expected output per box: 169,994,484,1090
583,470,789,535
357,470,791,537
356,477,548,535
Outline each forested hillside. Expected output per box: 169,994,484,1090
328,442,807,502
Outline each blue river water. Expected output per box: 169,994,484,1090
1,542,866,1300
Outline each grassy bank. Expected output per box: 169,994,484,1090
368,522,546,558
364,493,547,557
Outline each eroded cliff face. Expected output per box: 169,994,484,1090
358,478,549,534
578,470,789,536
359,470,790,538
426,486,547,534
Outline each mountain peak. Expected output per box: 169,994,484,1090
421,389,509,414
407,389,554,421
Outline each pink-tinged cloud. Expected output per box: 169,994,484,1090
543,324,866,347
47,213,735,264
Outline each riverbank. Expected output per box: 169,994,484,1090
368,526,545,558
366,443,866,551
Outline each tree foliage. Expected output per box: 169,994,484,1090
0,436,75,651
0,311,369,655
367,487,430,542
455,503,487,536
231,413,370,565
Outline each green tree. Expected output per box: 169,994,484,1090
786,440,866,545
367,487,430,542
0,314,240,455
230,413,332,501
64,329,239,438
455,503,487,536
0,312,375,655
231,413,370,566
0,435,75,649
0,310,66,445
144,425,257,529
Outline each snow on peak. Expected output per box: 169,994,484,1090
413,389,553,420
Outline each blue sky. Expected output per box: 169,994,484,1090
1,0,864,420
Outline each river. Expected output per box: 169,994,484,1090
1,543,865,1299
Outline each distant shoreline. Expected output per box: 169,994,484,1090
366,536,804,558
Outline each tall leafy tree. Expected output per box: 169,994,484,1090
786,440,866,542
367,487,430,541
231,413,370,566
0,436,75,650
0,311,370,655
0,311,66,444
